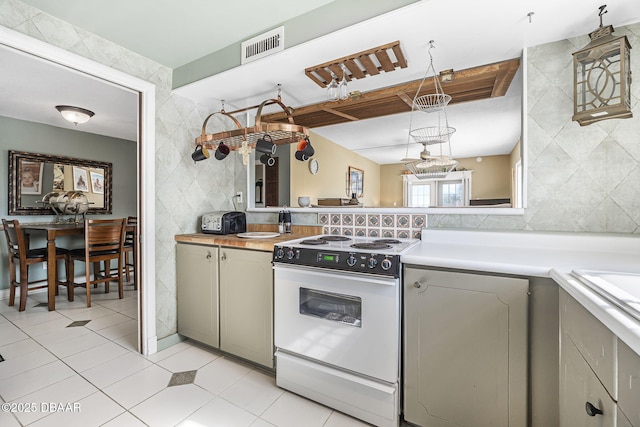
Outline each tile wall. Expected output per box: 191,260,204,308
428,24,640,233
318,213,425,238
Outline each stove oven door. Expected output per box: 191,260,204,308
274,264,400,383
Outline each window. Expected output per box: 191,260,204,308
408,182,433,207
403,171,472,208
439,181,464,206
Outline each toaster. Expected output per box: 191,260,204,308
201,211,246,235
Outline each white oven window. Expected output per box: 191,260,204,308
299,287,362,327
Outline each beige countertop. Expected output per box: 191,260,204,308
175,224,323,252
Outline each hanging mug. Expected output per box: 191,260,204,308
215,142,230,160
297,137,315,157
294,150,309,161
260,153,276,167
192,145,210,162
256,134,276,155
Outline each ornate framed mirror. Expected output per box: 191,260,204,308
8,150,112,215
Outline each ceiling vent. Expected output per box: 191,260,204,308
241,26,284,65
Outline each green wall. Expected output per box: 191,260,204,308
0,115,138,291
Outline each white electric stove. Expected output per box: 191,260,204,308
272,234,420,427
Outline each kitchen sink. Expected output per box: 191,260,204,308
571,270,640,322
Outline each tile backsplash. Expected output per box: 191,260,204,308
318,213,425,239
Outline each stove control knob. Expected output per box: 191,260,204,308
368,256,378,269
346,254,357,267
275,248,284,259
381,258,393,271
286,249,295,260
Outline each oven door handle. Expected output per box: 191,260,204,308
273,264,397,286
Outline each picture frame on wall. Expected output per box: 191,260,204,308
348,166,364,198
53,163,64,190
19,160,43,195
90,170,104,194
73,166,89,192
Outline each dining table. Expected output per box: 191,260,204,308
20,221,137,311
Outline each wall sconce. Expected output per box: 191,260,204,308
572,5,632,126
55,105,95,125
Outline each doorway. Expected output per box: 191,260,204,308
265,157,280,207
0,26,157,355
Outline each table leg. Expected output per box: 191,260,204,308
46,230,56,311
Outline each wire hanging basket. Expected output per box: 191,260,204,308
402,40,457,179
413,93,451,113
409,125,456,145
404,156,458,179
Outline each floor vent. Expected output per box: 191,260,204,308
241,26,284,65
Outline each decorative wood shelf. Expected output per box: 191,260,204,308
305,41,408,88
265,58,520,129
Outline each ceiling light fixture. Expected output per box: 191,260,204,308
55,105,95,125
572,5,632,126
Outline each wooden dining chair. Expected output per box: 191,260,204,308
1,219,70,311
67,218,126,307
122,216,137,290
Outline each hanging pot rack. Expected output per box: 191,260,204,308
195,96,309,151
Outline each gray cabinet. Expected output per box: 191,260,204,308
618,340,640,426
176,243,219,347
559,289,640,427
403,267,528,427
176,243,274,368
219,247,274,368
559,329,616,427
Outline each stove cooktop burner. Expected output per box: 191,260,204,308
375,239,401,244
350,242,392,250
320,235,352,242
300,239,329,245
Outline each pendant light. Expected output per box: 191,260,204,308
572,5,632,126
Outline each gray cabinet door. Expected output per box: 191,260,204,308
219,248,274,368
403,267,528,427
618,339,640,426
176,243,219,347
559,329,615,427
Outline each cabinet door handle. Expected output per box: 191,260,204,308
206,252,212,259
221,253,227,261
413,281,422,289
585,401,603,417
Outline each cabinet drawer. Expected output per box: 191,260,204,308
618,339,640,426
560,330,616,427
559,289,616,398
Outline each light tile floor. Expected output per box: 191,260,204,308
0,284,391,426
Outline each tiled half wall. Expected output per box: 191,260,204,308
318,213,425,238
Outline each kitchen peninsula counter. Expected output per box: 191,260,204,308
402,229,640,354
